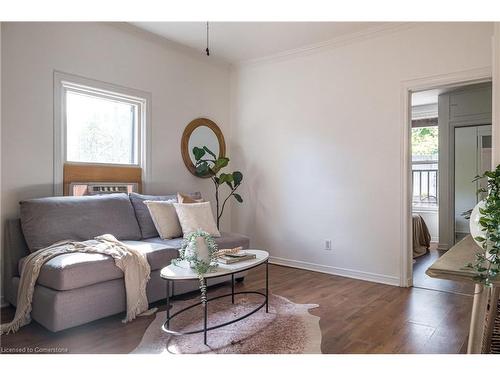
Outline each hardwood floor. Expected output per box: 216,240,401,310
0,264,472,354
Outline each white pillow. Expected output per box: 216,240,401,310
173,201,221,237
144,200,183,239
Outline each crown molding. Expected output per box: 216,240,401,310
115,22,418,70
108,22,232,69
234,22,417,68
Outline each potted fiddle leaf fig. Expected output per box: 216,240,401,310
192,146,243,229
467,165,500,286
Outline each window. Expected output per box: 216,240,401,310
411,126,438,209
63,82,144,166
66,90,138,165
54,72,151,195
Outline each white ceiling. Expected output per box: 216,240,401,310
131,22,382,63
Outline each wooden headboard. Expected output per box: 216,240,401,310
63,163,142,195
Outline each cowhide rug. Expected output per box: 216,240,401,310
131,294,321,354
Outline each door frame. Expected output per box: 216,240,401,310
400,67,491,287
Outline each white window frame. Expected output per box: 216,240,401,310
54,71,152,195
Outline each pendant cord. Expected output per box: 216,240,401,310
205,22,210,56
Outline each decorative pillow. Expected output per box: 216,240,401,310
173,202,221,237
129,192,201,238
177,192,204,204
143,200,183,240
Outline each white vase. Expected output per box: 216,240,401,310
195,237,210,263
469,200,493,260
469,201,486,242
186,236,210,268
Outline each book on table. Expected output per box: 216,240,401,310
217,252,257,264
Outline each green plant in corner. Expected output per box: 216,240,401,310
466,165,500,286
192,146,243,229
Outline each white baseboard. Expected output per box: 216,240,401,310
437,242,449,251
406,277,413,287
269,256,400,287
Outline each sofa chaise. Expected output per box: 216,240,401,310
3,192,249,332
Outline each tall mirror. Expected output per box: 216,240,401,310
181,118,226,177
454,125,492,242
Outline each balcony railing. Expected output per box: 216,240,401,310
412,167,438,208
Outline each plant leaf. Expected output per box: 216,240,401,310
193,147,205,161
195,162,210,176
203,146,217,159
218,173,234,185
214,157,229,171
233,193,243,203
232,171,243,186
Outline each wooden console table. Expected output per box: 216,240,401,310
426,235,500,354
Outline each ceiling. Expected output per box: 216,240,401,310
131,22,382,63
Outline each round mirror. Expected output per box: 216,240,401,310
181,118,226,177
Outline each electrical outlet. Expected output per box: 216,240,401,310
324,239,332,251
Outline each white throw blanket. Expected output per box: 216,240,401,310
1,234,156,335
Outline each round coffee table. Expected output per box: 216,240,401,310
160,249,269,345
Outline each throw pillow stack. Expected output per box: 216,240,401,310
143,192,220,239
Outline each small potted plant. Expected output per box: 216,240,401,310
467,165,500,286
172,230,218,303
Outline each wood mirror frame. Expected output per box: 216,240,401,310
181,118,226,178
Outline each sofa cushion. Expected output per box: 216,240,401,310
129,192,202,239
18,233,250,291
18,240,179,291
20,194,142,251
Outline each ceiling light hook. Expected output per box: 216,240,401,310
205,21,210,56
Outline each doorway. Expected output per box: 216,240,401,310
408,80,492,294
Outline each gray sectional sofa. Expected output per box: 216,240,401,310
3,192,249,332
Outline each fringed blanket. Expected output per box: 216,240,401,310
1,234,156,335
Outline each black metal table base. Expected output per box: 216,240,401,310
162,259,269,346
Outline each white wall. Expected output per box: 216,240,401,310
0,22,496,295
1,23,231,299
230,23,493,285
1,22,231,215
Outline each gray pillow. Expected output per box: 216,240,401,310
20,193,142,251
129,192,201,239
